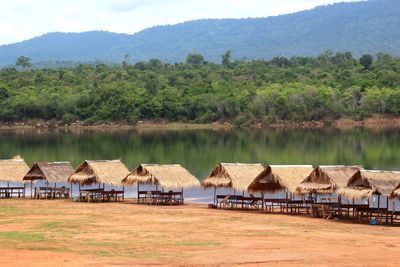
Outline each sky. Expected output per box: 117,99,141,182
0,0,360,45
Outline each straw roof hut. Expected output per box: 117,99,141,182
68,160,130,186
201,163,264,191
248,165,314,193
297,166,363,194
23,162,74,184
122,164,199,190
0,157,29,183
338,170,400,200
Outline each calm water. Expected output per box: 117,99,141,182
1,127,400,203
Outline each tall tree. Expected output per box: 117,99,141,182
16,56,31,68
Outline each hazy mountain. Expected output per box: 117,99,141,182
0,0,399,67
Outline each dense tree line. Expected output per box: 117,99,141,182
0,52,400,125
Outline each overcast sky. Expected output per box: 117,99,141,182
0,0,360,45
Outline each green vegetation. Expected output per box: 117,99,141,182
0,52,400,125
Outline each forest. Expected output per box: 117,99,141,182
0,51,400,125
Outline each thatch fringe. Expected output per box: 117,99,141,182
338,170,400,199
68,160,130,186
297,165,363,194
201,163,264,191
248,165,313,193
23,162,74,183
122,164,199,190
0,157,29,182
390,184,400,199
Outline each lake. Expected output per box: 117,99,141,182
1,127,400,203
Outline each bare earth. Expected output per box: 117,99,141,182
0,199,399,267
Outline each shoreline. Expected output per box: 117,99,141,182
1,116,400,130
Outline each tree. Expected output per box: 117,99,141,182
359,54,373,70
221,51,232,67
16,56,31,68
186,53,205,67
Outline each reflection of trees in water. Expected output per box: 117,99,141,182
0,128,399,179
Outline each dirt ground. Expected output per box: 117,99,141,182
0,199,399,267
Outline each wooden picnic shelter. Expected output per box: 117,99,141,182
68,160,129,202
338,170,400,225
0,157,29,198
297,165,364,219
248,165,314,214
201,163,265,210
23,162,74,199
122,164,200,205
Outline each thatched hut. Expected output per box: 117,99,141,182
297,166,363,195
68,160,130,186
123,164,199,204
0,158,29,185
248,165,314,194
338,170,400,201
201,163,264,192
0,157,29,198
23,162,75,199
23,162,74,185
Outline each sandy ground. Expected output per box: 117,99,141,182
0,199,399,267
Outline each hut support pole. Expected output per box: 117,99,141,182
30,181,33,199
137,183,140,204
378,195,380,210
213,187,216,206
261,191,265,212
70,183,73,198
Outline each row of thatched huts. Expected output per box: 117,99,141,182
2,158,400,204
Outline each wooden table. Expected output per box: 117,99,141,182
311,203,340,219
139,191,183,205
34,187,70,199
79,189,124,202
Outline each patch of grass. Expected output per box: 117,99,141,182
0,231,46,242
39,221,64,230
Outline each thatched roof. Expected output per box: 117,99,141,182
0,158,29,182
23,162,74,183
338,170,400,199
297,166,363,194
201,163,264,191
68,160,130,186
122,164,200,190
248,165,314,193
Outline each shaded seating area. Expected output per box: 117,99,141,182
68,160,129,202
248,165,314,214
23,162,74,199
201,163,265,210
297,165,364,219
122,164,199,205
0,157,29,199
338,170,400,225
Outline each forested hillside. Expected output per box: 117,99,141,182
0,0,399,66
1,52,399,125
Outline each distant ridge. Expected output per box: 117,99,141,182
0,0,399,66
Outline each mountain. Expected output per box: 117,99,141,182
0,0,399,67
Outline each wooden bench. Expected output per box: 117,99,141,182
0,187,25,198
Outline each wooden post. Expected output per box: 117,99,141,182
123,185,125,202
378,194,381,209
261,191,265,212
137,183,140,204
31,181,33,199
213,187,216,206
70,183,73,198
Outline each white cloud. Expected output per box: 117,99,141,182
0,0,361,45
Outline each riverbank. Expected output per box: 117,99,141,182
0,199,399,266
1,115,400,130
